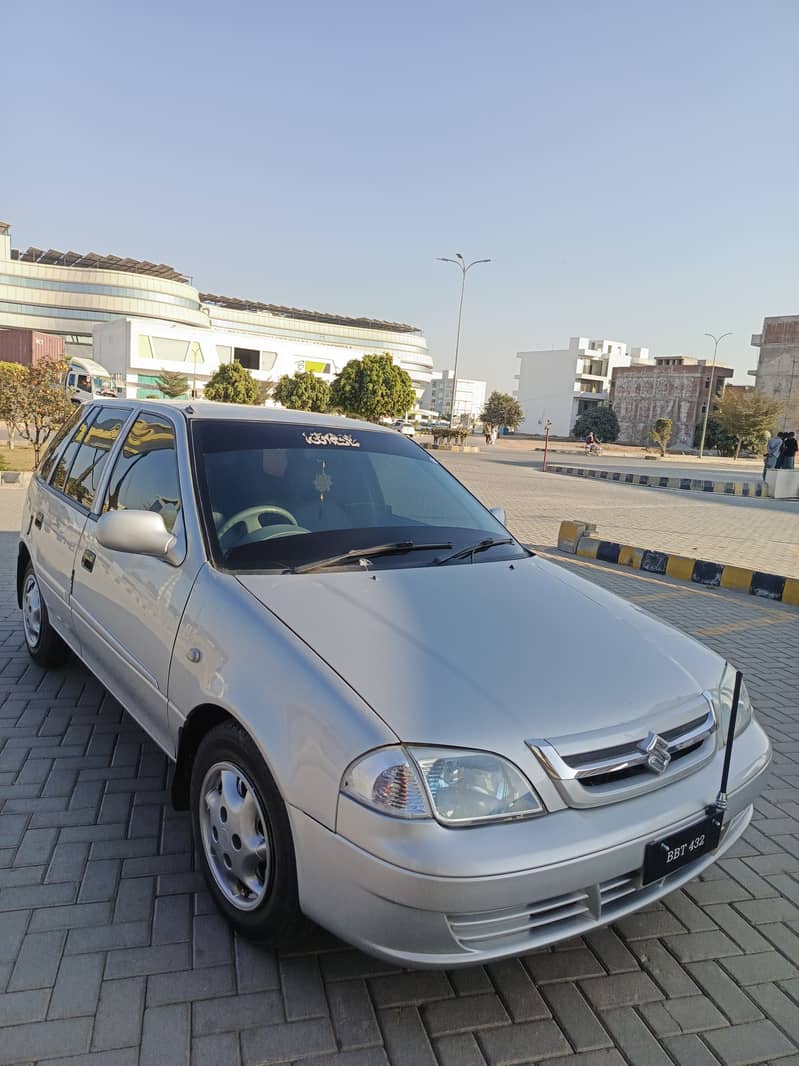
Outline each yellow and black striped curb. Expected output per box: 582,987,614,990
546,464,766,497
557,520,799,605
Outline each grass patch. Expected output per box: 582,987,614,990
1,444,37,472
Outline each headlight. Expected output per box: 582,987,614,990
341,746,543,826
715,662,753,741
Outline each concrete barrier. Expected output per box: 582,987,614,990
557,520,799,606
546,464,767,497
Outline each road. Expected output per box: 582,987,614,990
0,477,798,1066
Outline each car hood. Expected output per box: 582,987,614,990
237,556,724,754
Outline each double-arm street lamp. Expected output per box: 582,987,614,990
437,253,491,427
697,331,732,459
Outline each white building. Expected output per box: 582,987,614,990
422,370,487,424
0,221,432,401
515,337,651,437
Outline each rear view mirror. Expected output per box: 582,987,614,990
489,506,507,525
97,510,176,559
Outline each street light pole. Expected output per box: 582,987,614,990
697,331,732,459
437,253,491,427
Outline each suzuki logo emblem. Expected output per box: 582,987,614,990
639,732,671,774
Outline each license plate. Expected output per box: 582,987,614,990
642,814,722,885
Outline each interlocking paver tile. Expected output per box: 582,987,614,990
705,1019,796,1065
239,1018,337,1066
719,950,797,985
477,1017,571,1064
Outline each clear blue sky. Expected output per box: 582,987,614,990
3,0,797,391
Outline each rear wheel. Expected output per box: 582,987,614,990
190,719,301,944
21,564,69,667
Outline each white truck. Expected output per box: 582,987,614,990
62,357,119,404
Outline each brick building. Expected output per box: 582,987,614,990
610,357,734,449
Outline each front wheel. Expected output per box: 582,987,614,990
21,564,69,667
190,719,301,945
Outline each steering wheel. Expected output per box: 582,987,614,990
217,505,299,539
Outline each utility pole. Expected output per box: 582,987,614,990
698,331,732,459
437,253,491,427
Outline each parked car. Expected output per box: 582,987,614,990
393,420,416,437
18,400,771,966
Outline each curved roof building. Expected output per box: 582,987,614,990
0,222,432,398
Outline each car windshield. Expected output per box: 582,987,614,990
191,419,526,572
93,375,115,394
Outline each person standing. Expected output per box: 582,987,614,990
775,432,787,468
782,431,798,470
764,430,783,478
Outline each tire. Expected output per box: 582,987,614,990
21,563,69,667
190,719,301,945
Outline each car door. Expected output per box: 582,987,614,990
27,405,124,646
70,409,202,755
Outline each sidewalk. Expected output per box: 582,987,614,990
437,448,799,579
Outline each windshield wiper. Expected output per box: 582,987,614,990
293,541,454,575
432,537,515,566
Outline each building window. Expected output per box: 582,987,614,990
260,351,278,371
216,345,232,363
234,347,259,371
152,337,190,362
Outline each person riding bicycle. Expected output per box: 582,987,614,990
584,431,600,455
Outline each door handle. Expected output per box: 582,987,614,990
81,549,96,573
33,511,43,529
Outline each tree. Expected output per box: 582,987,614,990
692,417,738,457
155,370,189,399
273,370,330,413
255,378,275,406
0,362,27,448
573,405,620,442
203,361,259,404
329,353,415,421
650,417,673,457
481,392,524,433
715,390,783,459
15,360,75,465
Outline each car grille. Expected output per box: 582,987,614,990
527,702,717,805
447,811,740,954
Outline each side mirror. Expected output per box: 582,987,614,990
96,510,176,559
489,506,507,526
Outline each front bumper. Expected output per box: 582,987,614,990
289,720,771,967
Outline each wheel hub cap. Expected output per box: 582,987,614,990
22,574,41,648
199,762,270,910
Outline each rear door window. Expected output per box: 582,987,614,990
39,406,85,483
62,407,132,510
50,410,97,493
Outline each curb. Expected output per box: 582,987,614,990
557,520,799,605
0,471,32,487
546,464,766,498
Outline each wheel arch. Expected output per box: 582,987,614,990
171,703,234,810
17,542,31,609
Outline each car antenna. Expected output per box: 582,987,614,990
707,668,744,831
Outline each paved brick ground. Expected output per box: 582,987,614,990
437,446,799,579
1,475,799,1065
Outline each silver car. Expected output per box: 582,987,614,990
18,400,771,967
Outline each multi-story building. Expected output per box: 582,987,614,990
422,370,487,424
610,356,734,448
0,221,432,401
750,316,799,429
515,337,651,437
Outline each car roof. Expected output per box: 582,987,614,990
93,398,385,433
